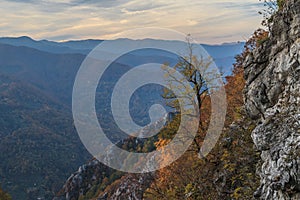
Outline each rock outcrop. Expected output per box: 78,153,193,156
54,159,114,200
54,158,153,200
96,173,153,200
244,0,300,199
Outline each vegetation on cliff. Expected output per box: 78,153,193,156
71,2,294,198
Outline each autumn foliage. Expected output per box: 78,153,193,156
143,32,265,199
0,188,12,200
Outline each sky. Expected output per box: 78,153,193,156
0,0,264,44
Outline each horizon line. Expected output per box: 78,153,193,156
0,35,246,46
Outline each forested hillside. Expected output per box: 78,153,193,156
0,39,242,199
57,1,300,199
2,1,298,199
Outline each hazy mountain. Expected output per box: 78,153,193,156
0,36,100,55
0,43,85,104
0,36,244,76
0,37,244,199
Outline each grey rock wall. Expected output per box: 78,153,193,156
244,0,300,199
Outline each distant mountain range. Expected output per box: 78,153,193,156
0,36,244,76
0,36,244,200
0,36,102,55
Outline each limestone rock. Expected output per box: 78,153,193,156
244,0,300,199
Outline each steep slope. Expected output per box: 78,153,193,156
0,43,85,105
0,38,244,200
0,75,90,200
55,115,170,200
244,0,300,199
56,60,260,200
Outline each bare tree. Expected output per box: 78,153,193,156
161,36,223,152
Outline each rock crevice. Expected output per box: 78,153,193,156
244,0,300,199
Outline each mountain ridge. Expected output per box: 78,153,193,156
0,35,244,199
0,36,244,77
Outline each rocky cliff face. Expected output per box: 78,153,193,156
53,159,114,200
54,159,153,200
244,0,300,199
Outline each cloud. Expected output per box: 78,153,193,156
69,0,128,8
0,0,264,44
187,20,198,26
121,8,147,15
4,0,36,3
